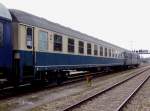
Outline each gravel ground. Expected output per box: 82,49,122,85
29,66,150,111
0,66,149,111
71,68,150,111
122,76,150,111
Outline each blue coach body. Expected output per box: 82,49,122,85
19,50,124,71
0,3,12,82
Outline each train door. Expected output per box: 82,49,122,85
13,25,35,84
22,26,36,82
0,20,12,82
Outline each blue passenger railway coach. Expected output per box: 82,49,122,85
0,4,12,85
0,3,140,86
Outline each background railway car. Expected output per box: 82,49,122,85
0,4,12,86
124,51,140,67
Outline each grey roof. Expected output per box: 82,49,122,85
0,3,12,20
9,9,126,50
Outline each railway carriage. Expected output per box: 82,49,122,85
0,4,12,85
0,3,140,86
10,9,128,83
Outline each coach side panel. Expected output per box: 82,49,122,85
15,23,125,72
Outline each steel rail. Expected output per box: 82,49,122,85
0,66,149,101
61,67,150,111
115,72,150,111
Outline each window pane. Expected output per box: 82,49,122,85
100,46,103,56
26,27,33,49
54,34,62,51
39,31,48,51
68,38,74,53
87,43,91,55
94,45,98,55
105,48,107,57
0,22,3,47
109,49,111,57
79,41,84,54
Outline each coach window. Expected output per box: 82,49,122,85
68,38,74,53
0,22,3,47
112,49,114,57
26,27,33,49
119,53,121,58
105,48,107,57
87,43,91,55
120,53,122,58
54,34,62,51
122,53,124,58
109,49,111,57
116,52,118,58
100,46,103,56
94,45,98,55
39,31,48,51
79,41,84,54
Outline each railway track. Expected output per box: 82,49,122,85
115,74,149,111
61,66,150,111
0,66,149,111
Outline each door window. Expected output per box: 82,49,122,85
26,27,33,49
0,22,3,47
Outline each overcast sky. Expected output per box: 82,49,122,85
1,0,150,57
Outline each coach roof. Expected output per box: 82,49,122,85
9,9,125,50
0,3,12,21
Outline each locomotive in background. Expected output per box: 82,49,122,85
0,3,140,87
